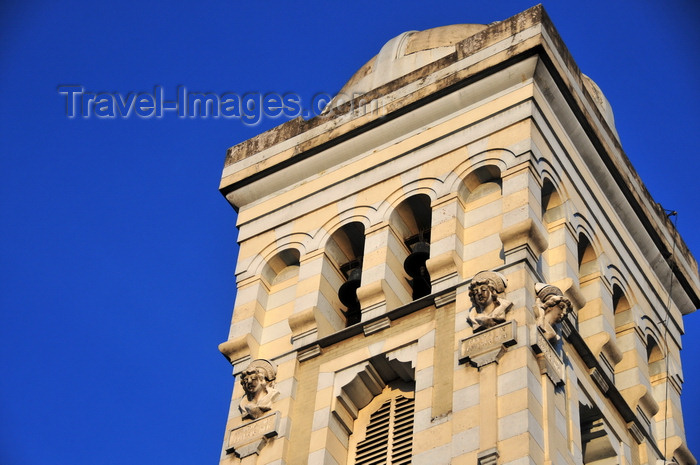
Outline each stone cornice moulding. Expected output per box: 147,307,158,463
220,5,699,311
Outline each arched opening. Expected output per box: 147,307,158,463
392,194,432,300
328,222,366,326
612,284,631,331
541,179,565,224
325,352,416,465
578,233,598,279
262,249,301,285
261,248,301,312
646,334,665,377
462,165,504,272
464,166,502,204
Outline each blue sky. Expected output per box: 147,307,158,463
1,1,698,463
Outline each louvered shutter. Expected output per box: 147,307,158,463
354,394,414,465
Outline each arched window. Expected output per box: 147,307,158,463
348,382,415,465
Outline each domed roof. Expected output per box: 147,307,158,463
328,23,619,137
582,74,619,138
330,24,487,108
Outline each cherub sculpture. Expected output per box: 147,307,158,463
238,359,280,420
467,270,513,332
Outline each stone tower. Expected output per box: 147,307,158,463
216,6,698,465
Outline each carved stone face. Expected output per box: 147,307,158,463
241,368,267,396
470,279,499,311
543,296,568,324
474,284,493,307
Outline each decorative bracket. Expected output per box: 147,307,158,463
530,326,565,386
459,321,517,368
225,411,281,458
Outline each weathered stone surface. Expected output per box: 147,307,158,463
459,321,517,367
225,412,280,458
466,271,513,333
215,5,698,465
531,326,565,386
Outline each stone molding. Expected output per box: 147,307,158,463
225,411,281,458
477,448,499,465
297,344,321,362
363,317,391,336
219,334,255,370
530,326,565,386
499,218,548,264
288,307,318,347
459,320,517,368
331,352,416,435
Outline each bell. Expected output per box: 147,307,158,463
403,241,431,299
338,268,362,308
403,241,430,277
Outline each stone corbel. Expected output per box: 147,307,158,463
297,344,322,362
667,357,685,396
219,333,256,370
571,304,622,373
363,317,391,336
434,289,457,308
599,342,623,379
551,277,585,309
356,279,389,321
627,421,645,444
499,218,548,264
589,367,610,393
663,437,696,465
639,389,659,418
426,250,460,290
620,385,659,420
288,307,318,348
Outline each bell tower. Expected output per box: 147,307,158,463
216,6,698,465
